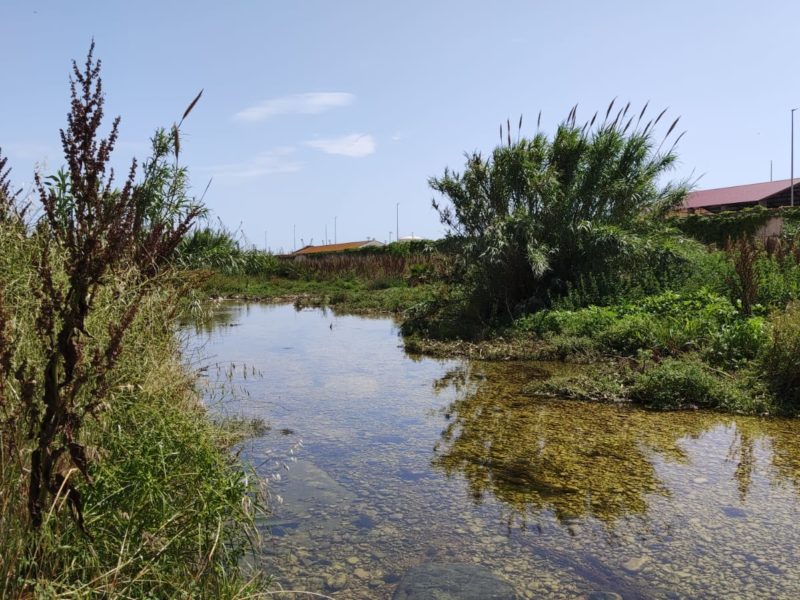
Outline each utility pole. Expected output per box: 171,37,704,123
325,225,328,246
334,216,337,244
293,224,296,252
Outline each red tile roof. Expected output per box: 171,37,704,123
290,241,378,256
684,179,794,209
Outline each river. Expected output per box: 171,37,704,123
186,302,800,599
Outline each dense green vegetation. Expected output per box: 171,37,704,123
0,47,260,598
412,105,688,331
400,104,800,415
670,205,800,246
201,270,442,314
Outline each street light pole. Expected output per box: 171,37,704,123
334,216,337,244
792,108,798,207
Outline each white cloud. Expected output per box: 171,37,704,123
234,92,355,122
203,148,302,178
306,133,376,158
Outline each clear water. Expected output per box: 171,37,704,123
186,302,800,599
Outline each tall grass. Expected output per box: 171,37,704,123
0,44,263,598
0,231,262,598
177,225,279,276
290,251,450,285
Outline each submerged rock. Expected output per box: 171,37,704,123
621,556,649,572
392,562,518,599
325,572,347,591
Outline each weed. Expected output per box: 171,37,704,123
759,302,800,410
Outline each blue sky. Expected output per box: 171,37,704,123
2,1,800,252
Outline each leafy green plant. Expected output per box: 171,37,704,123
628,356,749,411
428,102,688,327
758,302,800,410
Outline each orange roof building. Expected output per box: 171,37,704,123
288,240,384,257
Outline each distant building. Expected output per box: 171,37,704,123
682,179,800,214
287,240,384,258
397,235,426,242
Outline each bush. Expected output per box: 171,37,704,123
520,289,755,358
0,45,259,597
753,251,800,308
759,303,800,410
597,313,663,354
402,285,487,339
706,316,768,368
177,225,280,276
0,260,259,597
519,305,619,337
628,356,749,411
429,102,688,325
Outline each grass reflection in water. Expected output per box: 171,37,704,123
432,361,800,526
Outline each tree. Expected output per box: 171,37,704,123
429,102,688,323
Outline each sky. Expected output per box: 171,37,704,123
2,1,800,252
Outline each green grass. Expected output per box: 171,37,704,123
1,234,263,599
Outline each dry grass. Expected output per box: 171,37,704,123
290,251,451,284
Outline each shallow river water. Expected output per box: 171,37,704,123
187,302,800,599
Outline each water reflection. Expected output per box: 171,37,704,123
179,300,241,335
432,362,800,527
190,302,800,599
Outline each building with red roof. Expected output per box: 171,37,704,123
682,179,800,213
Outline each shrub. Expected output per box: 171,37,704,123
520,305,619,337
177,225,280,276
705,316,768,368
597,313,663,354
753,251,800,308
628,357,748,410
402,286,486,340
521,289,753,358
429,102,688,324
0,45,259,597
759,303,800,410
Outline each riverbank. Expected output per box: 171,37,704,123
1,238,262,599
199,271,440,315
405,288,800,416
